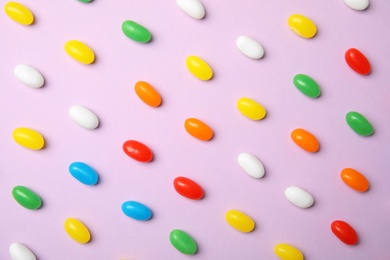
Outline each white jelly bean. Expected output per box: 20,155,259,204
9,243,37,260
69,105,99,129
14,64,44,88
237,153,265,178
176,0,205,19
344,0,369,10
285,186,314,209
236,36,265,59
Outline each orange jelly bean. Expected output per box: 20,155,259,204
291,128,319,152
184,118,213,141
134,81,162,107
341,168,369,192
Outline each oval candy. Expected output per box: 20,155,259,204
176,0,205,19
237,153,265,178
341,168,369,192
293,74,321,98
236,35,265,59
69,162,99,185
64,218,91,244
123,140,153,162
12,127,45,150
4,2,34,25
64,40,95,64
14,64,44,88
225,209,255,233
12,186,42,210
122,201,152,221
346,111,374,136
169,229,197,255
69,105,99,130
135,81,162,107
288,14,317,39
285,186,314,209
344,0,369,11
122,20,152,43
345,48,370,75
9,243,36,260
237,97,266,120
79,0,93,2
291,128,319,153
173,176,204,200
184,118,213,141
186,56,213,80
274,243,304,260
331,220,358,245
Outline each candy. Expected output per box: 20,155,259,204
169,229,197,255
173,176,204,200
121,201,152,221
237,97,266,120
69,162,99,186
285,186,314,209
293,74,321,98
236,35,265,59
237,153,265,178
64,218,91,244
345,111,374,136
344,0,369,11
14,64,44,88
291,128,319,153
288,14,317,39
185,56,213,80
69,105,99,130
176,0,205,19
184,118,213,141
225,210,255,233
341,168,369,192
122,20,152,43
64,40,95,64
12,186,42,210
122,140,153,162
79,0,93,2
135,81,162,107
331,220,358,245
12,127,45,150
9,243,36,260
274,243,304,260
4,2,34,25
345,48,371,75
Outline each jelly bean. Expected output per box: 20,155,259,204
184,118,213,141
291,128,319,153
345,111,374,136
237,97,266,120
135,81,162,107
122,140,153,162
64,40,95,64
122,20,152,43
274,243,304,260
69,162,99,185
4,2,34,25
64,218,91,244
236,35,265,59
331,220,358,245
79,0,93,2
176,0,205,19
14,65,44,88
344,0,369,11
12,127,45,150
12,186,42,210
173,176,204,200
121,201,152,221
293,74,321,98
69,105,99,130
345,48,371,75
288,14,317,39
186,56,213,80
169,229,197,255
341,168,369,192
225,209,255,233
9,243,36,260
237,153,265,178
285,186,314,209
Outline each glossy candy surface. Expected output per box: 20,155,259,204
185,56,213,80
169,229,197,255
14,64,44,88
9,243,37,260
237,97,266,120
69,105,99,130
4,2,34,25
236,35,265,59
122,201,152,221
345,48,370,75
274,243,304,260
293,74,321,98
285,186,314,209
291,128,319,152
135,81,162,107
184,118,213,141
79,0,93,2
346,111,374,136
122,20,152,43
69,162,99,185
173,176,204,200
237,153,265,178
341,168,369,192
176,0,205,19
64,218,91,244
12,186,42,210
225,210,255,232
64,40,95,64
12,127,45,150
288,14,317,38
331,220,358,245
344,0,369,10
123,140,153,162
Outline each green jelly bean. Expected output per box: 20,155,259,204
346,111,374,136
122,20,152,43
293,74,321,98
12,186,42,210
78,0,93,2
169,229,197,255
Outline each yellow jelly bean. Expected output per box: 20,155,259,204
64,40,95,64
12,127,44,150
288,14,317,39
237,97,266,120
274,243,304,260
4,2,34,25
225,209,255,233
64,218,91,244
186,55,213,80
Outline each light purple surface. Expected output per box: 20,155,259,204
1,0,390,259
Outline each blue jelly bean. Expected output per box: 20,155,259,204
69,162,99,185
121,201,152,221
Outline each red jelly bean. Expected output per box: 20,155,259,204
122,140,153,162
345,48,371,75
331,220,358,245
173,176,204,200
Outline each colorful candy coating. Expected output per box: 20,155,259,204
135,81,162,107
64,40,95,64
4,2,34,25
185,56,213,80
173,176,204,200
237,153,265,178
123,140,153,162
169,229,197,255
345,48,371,75
122,20,152,43
274,243,304,260
331,220,358,245
225,209,255,233
122,201,152,221
9,243,37,260
291,128,319,153
345,111,374,136
184,118,213,141
344,0,369,10
341,168,369,192
288,14,317,38
285,186,314,209
14,64,44,89
236,35,265,59
293,74,321,98
69,105,100,130
12,186,42,210
69,162,99,185
237,97,266,120
64,218,91,244
12,127,45,150
176,0,205,19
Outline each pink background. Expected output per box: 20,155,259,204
1,0,389,259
